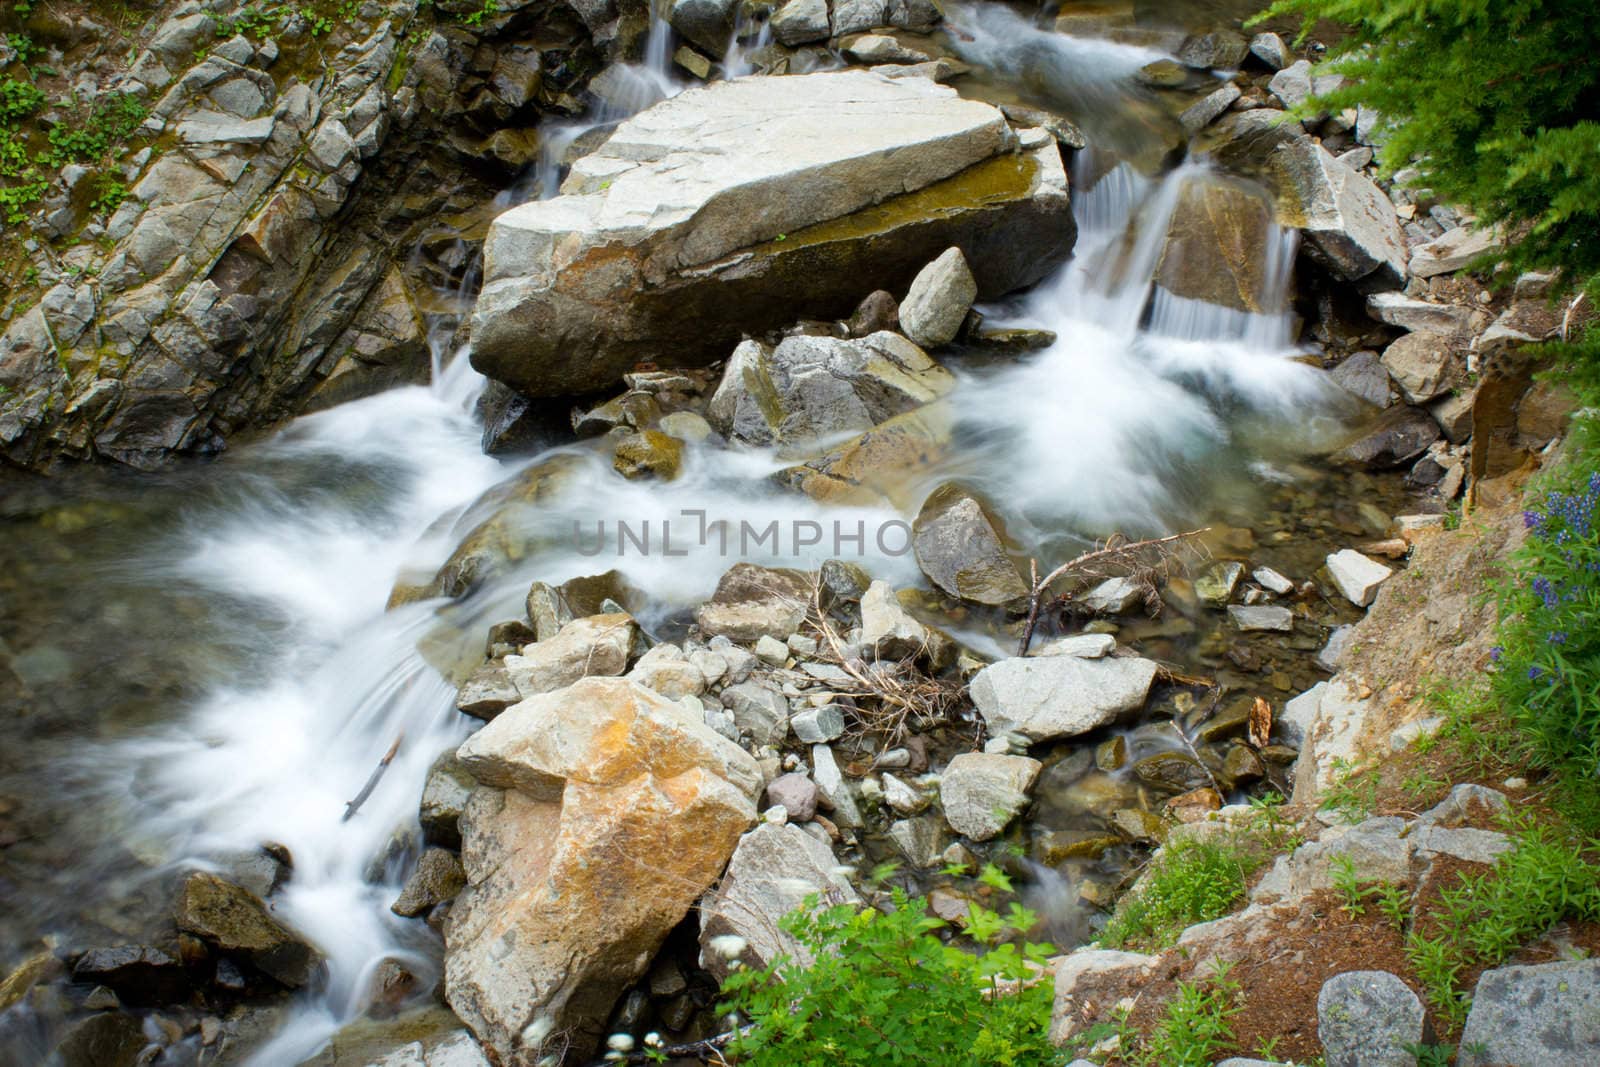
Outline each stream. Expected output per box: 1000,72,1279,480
0,3,1410,1063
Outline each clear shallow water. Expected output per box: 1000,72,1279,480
1,12,1391,1065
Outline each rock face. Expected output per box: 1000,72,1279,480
912,482,1029,605
706,331,954,448
1213,112,1406,284
446,677,760,1064
501,613,637,698
471,71,1073,397
697,822,859,980
969,655,1158,741
1156,177,1279,313
175,871,320,988
1458,959,1600,1067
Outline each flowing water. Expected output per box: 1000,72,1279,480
0,8,1402,1063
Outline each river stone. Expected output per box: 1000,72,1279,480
175,872,320,988
1249,32,1290,69
765,772,819,822
1228,604,1293,632
392,849,467,918
1180,83,1242,135
1457,959,1600,1066
501,613,637,698
1326,549,1392,607
1156,178,1276,312
1212,111,1405,284
669,0,739,54
1329,405,1440,469
1366,292,1481,340
1112,808,1170,844
779,399,955,507
612,430,684,480
887,816,945,868
706,331,954,449
51,1011,147,1067
861,580,933,661
472,72,1073,398
1196,560,1245,606
812,744,864,828
1330,351,1394,408
1133,751,1211,794
721,682,791,746
912,482,1028,605
772,0,830,46
1177,30,1250,69
627,644,708,700
1080,576,1144,614
72,946,190,1006
1038,633,1117,659
971,655,1158,742
695,562,813,642
445,677,760,1062
1380,332,1452,403
421,751,476,849
698,822,858,980
1317,970,1428,1067
939,753,1041,841
900,247,977,348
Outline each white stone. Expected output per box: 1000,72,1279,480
899,247,977,348
970,655,1157,742
1228,604,1294,632
1080,576,1143,614
791,705,845,743
1252,566,1295,595
939,753,1041,841
1409,225,1502,279
1035,633,1116,659
881,773,927,814
1326,549,1393,607
811,744,863,828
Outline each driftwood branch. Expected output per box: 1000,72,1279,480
342,733,403,821
1017,528,1211,656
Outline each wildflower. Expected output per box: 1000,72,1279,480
1549,631,1569,645
607,1034,635,1053
1491,646,1503,662
1529,665,1544,680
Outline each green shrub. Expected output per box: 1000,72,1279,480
718,867,1064,1067
0,77,44,123
1133,965,1241,1067
1252,0,1600,288
1101,835,1257,950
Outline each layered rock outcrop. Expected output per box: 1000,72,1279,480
471,70,1074,397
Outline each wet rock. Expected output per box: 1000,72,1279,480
1039,633,1117,659
1034,829,1121,864
939,753,1041,841
1222,745,1264,785
706,332,953,449
1330,351,1394,408
1317,970,1429,1067
1112,808,1170,845
860,580,946,663
455,664,520,720
1329,405,1440,469
772,0,831,46
1074,576,1140,614
472,72,1073,398
696,562,814,642
72,946,190,1006
1196,560,1245,607
1178,30,1249,70
912,482,1028,606
765,772,819,822
846,289,900,337
1458,959,1600,1067
52,1011,147,1067
1133,752,1211,794
670,0,739,54
1180,84,1242,135
175,872,320,988
1228,604,1293,632
1096,735,1129,771
780,400,955,507
900,247,978,348
1252,566,1295,595
421,751,476,850
502,613,636,698
392,849,467,919
1166,787,1224,822
612,430,684,480
1156,177,1276,313
445,677,760,1062
845,34,932,65
698,822,858,980
1213,111,1405,283
0,949,62,1012
1326,549,1392,607
1381,332,1452,403
970,655,1158,742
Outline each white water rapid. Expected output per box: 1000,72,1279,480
1,11,1367,1065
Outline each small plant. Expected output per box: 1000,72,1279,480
1375,882,1411,932
1321,757,1378,824
90,175,127,216
1403,1041,1455,1067
1330,855,1368,918
1133,963,1240,1067
718,864,1063,1066
1102,835,1258,949
0,77,44,123
461,0,499,27
1248,789,1302,852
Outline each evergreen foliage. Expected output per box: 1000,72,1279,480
1253,0,1600,289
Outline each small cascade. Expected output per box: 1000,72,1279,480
722,9,773,79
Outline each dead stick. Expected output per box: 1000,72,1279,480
1018,558,1042,657
342,733,404,822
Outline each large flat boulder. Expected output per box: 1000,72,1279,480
969,655,1158,742
471,71,1073,397
447,678,760,1063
